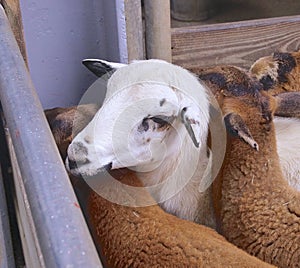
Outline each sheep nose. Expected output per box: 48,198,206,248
67,142,89,167
68,158,78,170
104,162,112,171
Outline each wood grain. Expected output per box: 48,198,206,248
144,0,172,62
171,15,300,69
1,0,28,66
124,0,144,61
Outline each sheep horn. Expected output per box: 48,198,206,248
274,92,300,118
224,113,259,151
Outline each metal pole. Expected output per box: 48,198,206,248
0,5,102,267
144,0,172,62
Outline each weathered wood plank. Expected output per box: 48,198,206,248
171,15,300,69
1,0,27,65
124,0,144,61
144,0,172,62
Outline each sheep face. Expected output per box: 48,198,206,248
66,84,206,178
250,51,298,93
199,66,278,150
66,60,209,180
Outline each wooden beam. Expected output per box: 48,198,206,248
172,15,300,69
144,0,172,62
1,0,28,66
124,0,144,61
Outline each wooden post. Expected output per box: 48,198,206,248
0,0,28,66
144,0,172,62
124,0,144,61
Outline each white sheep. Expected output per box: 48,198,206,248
66,59,226,228
250,51,300,191
82,57,300,193
199,65,300,267
46,98,274,267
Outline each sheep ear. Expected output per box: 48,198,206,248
82,59,127,77
224,113,259,151
275,92,300,118
180,107,200,148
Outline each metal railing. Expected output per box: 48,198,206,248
0,5,102,267
0,164,15,268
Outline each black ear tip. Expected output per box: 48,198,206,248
81,59,114,77
82,59,90,64
82,59,110,68
82,59,92,68
82,59,100,69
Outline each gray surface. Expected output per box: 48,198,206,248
20,0,128,109
0,6,102,267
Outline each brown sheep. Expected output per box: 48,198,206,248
86,169,274,267
199,65,300,267
45,103,98,160
250,50,300,94
250,51,300,191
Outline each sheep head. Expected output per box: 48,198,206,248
66,60,210,180
250,51,299,94
198,65,280,151
250,51,300,119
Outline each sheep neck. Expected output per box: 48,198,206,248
218,114,300,265
223,118,283,193
136,133,215,226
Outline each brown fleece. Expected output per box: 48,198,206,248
86,171,273,268
46,102,273,268
45,103,98,160
200,66,300,268
250,50,300,94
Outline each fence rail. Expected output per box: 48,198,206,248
0,5,102,267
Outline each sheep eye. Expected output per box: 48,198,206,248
150,116,168,126
139,115,175,132
150,115,175,127
138,115,175,131
140,118,150,131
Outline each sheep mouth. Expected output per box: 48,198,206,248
66,157,113,178
99,162,113,172
67,158,78,170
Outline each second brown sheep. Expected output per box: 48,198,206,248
199,65,300,268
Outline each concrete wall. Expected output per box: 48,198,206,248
20,0,127,109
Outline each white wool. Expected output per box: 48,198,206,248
275,117,300,191
106,59,209,119
68,59,215,227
